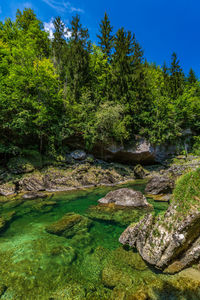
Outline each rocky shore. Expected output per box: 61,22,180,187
120,168,200,273
0,150,140,201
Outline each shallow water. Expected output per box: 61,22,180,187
0,182,199,299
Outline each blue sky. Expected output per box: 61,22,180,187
0,0,200,76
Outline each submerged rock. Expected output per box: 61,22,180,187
145,176,174,195
45,212,92,238
98,188,150,207
120,169,200,273
22,192,47,200
86,203,152,226
0,211,16,233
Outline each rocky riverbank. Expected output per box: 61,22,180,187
0,150,141,201
1,150,200,203
120,168,200,273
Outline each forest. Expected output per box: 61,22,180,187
0,8,200,159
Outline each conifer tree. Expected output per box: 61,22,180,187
170,52,185,99
97,12,113,59
52,16,66,80
188,68,197,84
66,15,90,102
112,28,135,103
162,61,170,95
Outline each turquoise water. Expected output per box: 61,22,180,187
0,182,199,299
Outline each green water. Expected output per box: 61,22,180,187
0,182,199,299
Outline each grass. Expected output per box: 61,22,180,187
172,168,200,214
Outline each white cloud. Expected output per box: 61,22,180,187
42,0,84,14
44,18,55,39
44,18,72,40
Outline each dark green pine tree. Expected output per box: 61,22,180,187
131,40,150,128
66,15,90,102
97,12,113,59
162,61,170,96
188,68,197,84
52,16,66,80
170,52,185,99
111,28,135,103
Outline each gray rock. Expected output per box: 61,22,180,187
98,188,150,207
0,183,16,196
145,176,174,195
70,150,86,161
19,176,45,191
119,205,200,273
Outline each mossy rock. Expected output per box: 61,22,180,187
45,212,92,238
7,157,34,174
86,204,152,226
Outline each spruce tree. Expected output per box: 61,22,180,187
188,68,197,84
52,16,66,80
66,15,90,102
170,52,185,99
162,61,170,95
112,28,135,103
97,12,113,59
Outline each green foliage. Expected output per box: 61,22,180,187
0,8,199,159
192,137,200,155
173,168,200,213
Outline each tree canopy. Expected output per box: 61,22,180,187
0,8,199,158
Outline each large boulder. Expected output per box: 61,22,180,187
98,188,150,207
145,176,174,195
119,169,200,273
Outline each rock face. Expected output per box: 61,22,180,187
19,175,45,191
145,176,174,195
119,207,200,273
120,169,200,273
92,138,178,164
45,212,92,238
98,188,150,207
